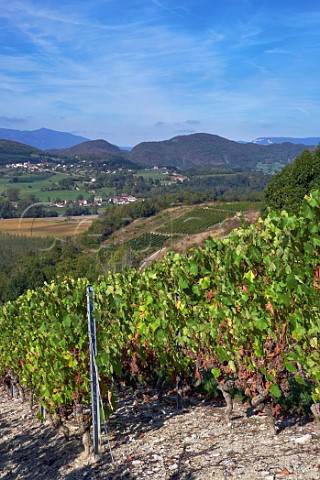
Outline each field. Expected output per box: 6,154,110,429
0,170,115,203
133,168,169,181
0,215,95,237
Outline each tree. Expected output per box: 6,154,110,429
6,187,20,202
263,147,320,214
0,201,16,219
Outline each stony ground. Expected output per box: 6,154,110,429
1,386,320,480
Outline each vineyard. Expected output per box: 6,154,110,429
125,232,169,252
1,191,320,454
156,202,257,235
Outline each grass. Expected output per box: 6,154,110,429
133,169,169,181
0,170,115,203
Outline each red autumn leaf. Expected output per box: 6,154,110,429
275,467,292,475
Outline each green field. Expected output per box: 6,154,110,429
133,169,170,182
0,170,115,203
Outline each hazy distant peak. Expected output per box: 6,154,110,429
252,136,320,146
0,127,90,150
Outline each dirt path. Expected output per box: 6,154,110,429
1,386,320,479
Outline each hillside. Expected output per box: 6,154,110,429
129,133,310,169
0,139,45,165
0,133,314,170
97,201,260,270
0,138,136,168
47,139,125,156
47,139,137,168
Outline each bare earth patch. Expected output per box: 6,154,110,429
1,386,320,480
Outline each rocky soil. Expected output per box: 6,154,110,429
1,385,320,480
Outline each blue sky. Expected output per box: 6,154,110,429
1,0,319,146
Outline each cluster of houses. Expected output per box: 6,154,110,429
6,161,49,172
49,193,137,208
108,194,137,205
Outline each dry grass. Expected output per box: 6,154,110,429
0,216,95,237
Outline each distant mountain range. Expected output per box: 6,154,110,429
0,127,89,150
0,128,317,170
0,127,319,151
252,136,320,146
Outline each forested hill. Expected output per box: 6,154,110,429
128,133,311,169
0,134,314,170
46,139,125,156
46,139,137,168
0,140,45,165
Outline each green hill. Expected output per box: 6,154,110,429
129,133,311,170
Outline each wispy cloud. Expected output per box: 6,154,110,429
0,116,27,126
0,0,319,144
151,0,185,18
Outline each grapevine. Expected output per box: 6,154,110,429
1,191,320,449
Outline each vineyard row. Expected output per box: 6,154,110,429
0,191,320,436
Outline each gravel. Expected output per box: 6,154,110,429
1,386,320,479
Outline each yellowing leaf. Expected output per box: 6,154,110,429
243,270,255,282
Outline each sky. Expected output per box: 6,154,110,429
1,0,320,147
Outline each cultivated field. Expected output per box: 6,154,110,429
0,215,95,237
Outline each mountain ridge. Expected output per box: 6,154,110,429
0,127,319,151
128,133,312,169
0,127,89,150
0,129,316,170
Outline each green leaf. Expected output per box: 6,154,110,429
145,294,153,306
189,263,199,276
254,317,268,330
199,276,211,290
211,368,221,379
286,273,297,290
284,361,297,373
228,360,237,372
294,375,306,386
269,384,282,398
192,284,201,296
63,315,72,328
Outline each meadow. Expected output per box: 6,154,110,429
0,170,114,203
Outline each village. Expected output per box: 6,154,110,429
49,193,138,208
